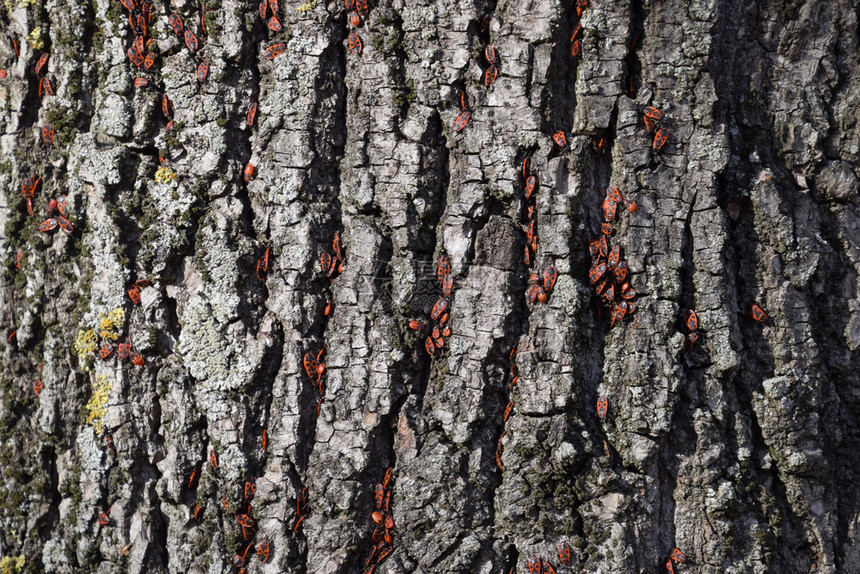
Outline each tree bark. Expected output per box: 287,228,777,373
1,0,859,572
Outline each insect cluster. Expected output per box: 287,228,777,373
182,452,274,573
588,186,638,327
478,15,499,87
665,547,686,573
641,105,670,151
362,468,395,574
408,256,453,356
344,0,368,54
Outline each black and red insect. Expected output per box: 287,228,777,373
247,102,258,126
197,61,209,83
264,43,287,59
653,128,669,150
348,32,362,55
596,395,608,419
748,303,767,322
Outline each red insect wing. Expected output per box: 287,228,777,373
543,266,558,292
193,504,202,520
303,352,318,379
118,341,131,361
264,43,286,59
424,337,435,355
612,301,628,326
256,540,271,563
570,40,580,56
558,541,572,564
589,262,607,284
527,556,541,574
99,344,113,359
349,11,361,27
524,175,537,199
621,284,637,299
484,44,496,64
320,252,333,275
552,130,567,148
437,255,450,281
127,47,144,67
344,0,354,10
246,102,258,126
131,353,144,366
0,70,6,79
355,0,368,15
134,77,148,87
606,186,623,203
542,561,556,574
197,61,209,83
608,245,620,269
437,312,449,325
589,237,601,258
684,310,698,332
602,283,615,304
35,52,49,75
169,14,184,36
244,163,256,181
571,22,581,42
603,197,617,222
523,244,530,265
643,106,662,120
268,16,282,32
442,274,453,297
39,218,58,232
143,52,156,70
643,116,655,133
34,378,43,396
332,233,343,260
503,401,513,421
184,29,199,52
685,331,699,349
749,303,767,322
374,483,384,508
483,64,498,86
597,396,608,418
42,124,54,146
119,0,136,11
670,548,686,563
133,35,144,54
521,157,531,179
527,283,542,303
601,222,614,235
452,110,471,132
666,560,675,574
209,449,218,470
430,298,448,320
256,259,266,281
614,260,627,283
408,320,424,331
259,1,268,20
128,285,141,305
348,32,363,54
161,94,172,117
97,512,109,526
269,0,279,15
653,128,669,150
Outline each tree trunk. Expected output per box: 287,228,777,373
1,0,859,572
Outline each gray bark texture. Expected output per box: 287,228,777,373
1,0,859,572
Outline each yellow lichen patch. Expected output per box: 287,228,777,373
26,26,43,50
154,166,177,184
74,328,97,359
98,309,125,342
296,0,317,12
85,374,113,434
0,555,26,574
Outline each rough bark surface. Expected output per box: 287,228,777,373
1,0,859,572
